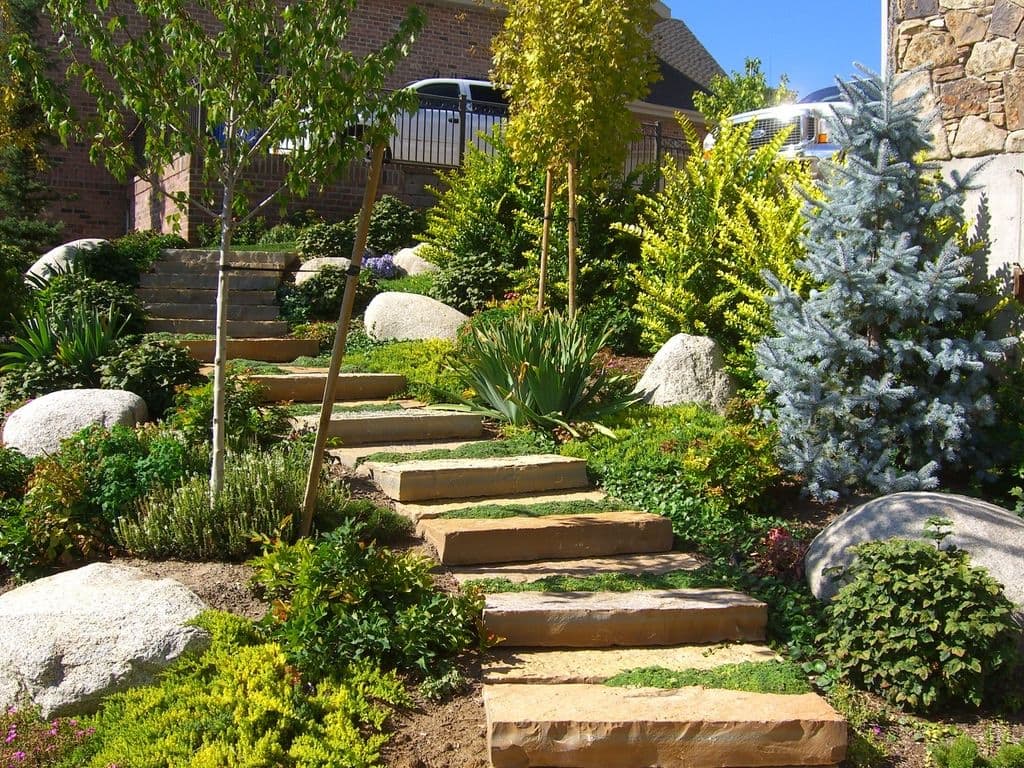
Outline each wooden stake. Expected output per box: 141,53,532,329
537,166,553,311
298,143,386,538
566,159,578,319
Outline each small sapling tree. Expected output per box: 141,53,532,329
44,0,424,497
491,0,658,315
756,70,1013,501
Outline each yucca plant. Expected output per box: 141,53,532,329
449,311,639,435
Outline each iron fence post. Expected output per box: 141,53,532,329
458,95,467,166
655,121,664,191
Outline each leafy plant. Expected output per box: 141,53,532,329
750,526,809,583
366,194,423,253
931,735,1024,768
449,310,639,434
278,264,378,325
342,338,461,403
73,230,188,285
822,536,1019,712
63,610,409,768
252,521,484,681
629,116,812,381
168,369,290,451
98,335,202,417
296,220,356,261
0,445,33,500
0,242,32,333
118,442,379,560
32,270,145,335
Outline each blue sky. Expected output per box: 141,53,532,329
665,2,883,99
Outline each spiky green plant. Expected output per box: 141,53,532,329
449,311,639,435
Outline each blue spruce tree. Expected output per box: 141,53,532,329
756,71,1012,501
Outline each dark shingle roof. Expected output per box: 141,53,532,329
651,18,724,91
645,59,706,112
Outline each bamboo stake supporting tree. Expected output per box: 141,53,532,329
536,166,554,311
298,142,387,538
566,159,578,318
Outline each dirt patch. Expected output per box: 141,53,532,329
597,350,650,381
121,558,268,621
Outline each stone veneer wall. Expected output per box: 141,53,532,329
891,0,1024,277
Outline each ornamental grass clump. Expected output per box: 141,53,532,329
450,310,639,435
822,530,1019,713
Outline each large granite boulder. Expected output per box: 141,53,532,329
805,492,1024,611
364,291,468,342
393,244,439,276
294,256,350,286
0,563,209,717
633,334,734,412
2,389,148,457
25,238,108,282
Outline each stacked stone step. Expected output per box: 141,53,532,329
362,449,849,768
139,249,293,337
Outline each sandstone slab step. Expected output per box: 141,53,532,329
251,372,407,402
483,643,779,685
144,302,280,321
139,271,281,291
146,318,290,337
484,588,766,647
450,551,703,585
159,248,296,269
137,287,277,305
395,489,609,523
484,683,847,768
295,410,484,445
364,454,589,502
418,512,672,566
329,439,491,470
179,337,320,363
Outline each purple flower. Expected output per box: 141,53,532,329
364,253,401,279
12,751,26,761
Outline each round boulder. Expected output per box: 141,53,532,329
364,291,468,342
2,389,148,457
633,333,734,412
393,244,439,276
25,238,108,283
0,563,209,717
805,491,1024,611
294,256,350,286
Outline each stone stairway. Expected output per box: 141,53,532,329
246,369,849,767
139,249,293,338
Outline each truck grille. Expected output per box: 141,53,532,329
746,116,805,150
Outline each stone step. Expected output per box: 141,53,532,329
329,439,492,470
483,643,779,685
159,248,297,270
293,410,485,446
144,302,281,321
250,372,407,402
394,489,609,523
363,454,590,503
139,270,281,291
484,684,847,768
449,550,703,585
136,287,277,305
418,511,672,566
145,318,291,337
484,588,766,647
179,337,320,363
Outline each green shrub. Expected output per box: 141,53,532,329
630,118,812,380
118,443,401,560
343,338,461,403
98,335,202,417
377,272,435,296
196,215,270,247
605,661,811,694
169,370,290,451
64,610,409,768
0,243,32,333
823,537,1019,712
0,705,95,766
560,405,781,555
290,320,337,352
931,735,1024,768
75,231,188,285
2,425,195,576
449,310,638,434
296,220,356,261
252,521,484,681
33,271,145,335
0,445,33,500
258,221,303,246
366,194,424,253
278,265,378,325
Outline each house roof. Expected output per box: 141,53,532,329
650,18,724,91
645,59,707,112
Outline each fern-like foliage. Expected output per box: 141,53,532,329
629,118,814,376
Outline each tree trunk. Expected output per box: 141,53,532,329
209,182,235,501
537,166,553,311
566,159,578,318
298,143,387,538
